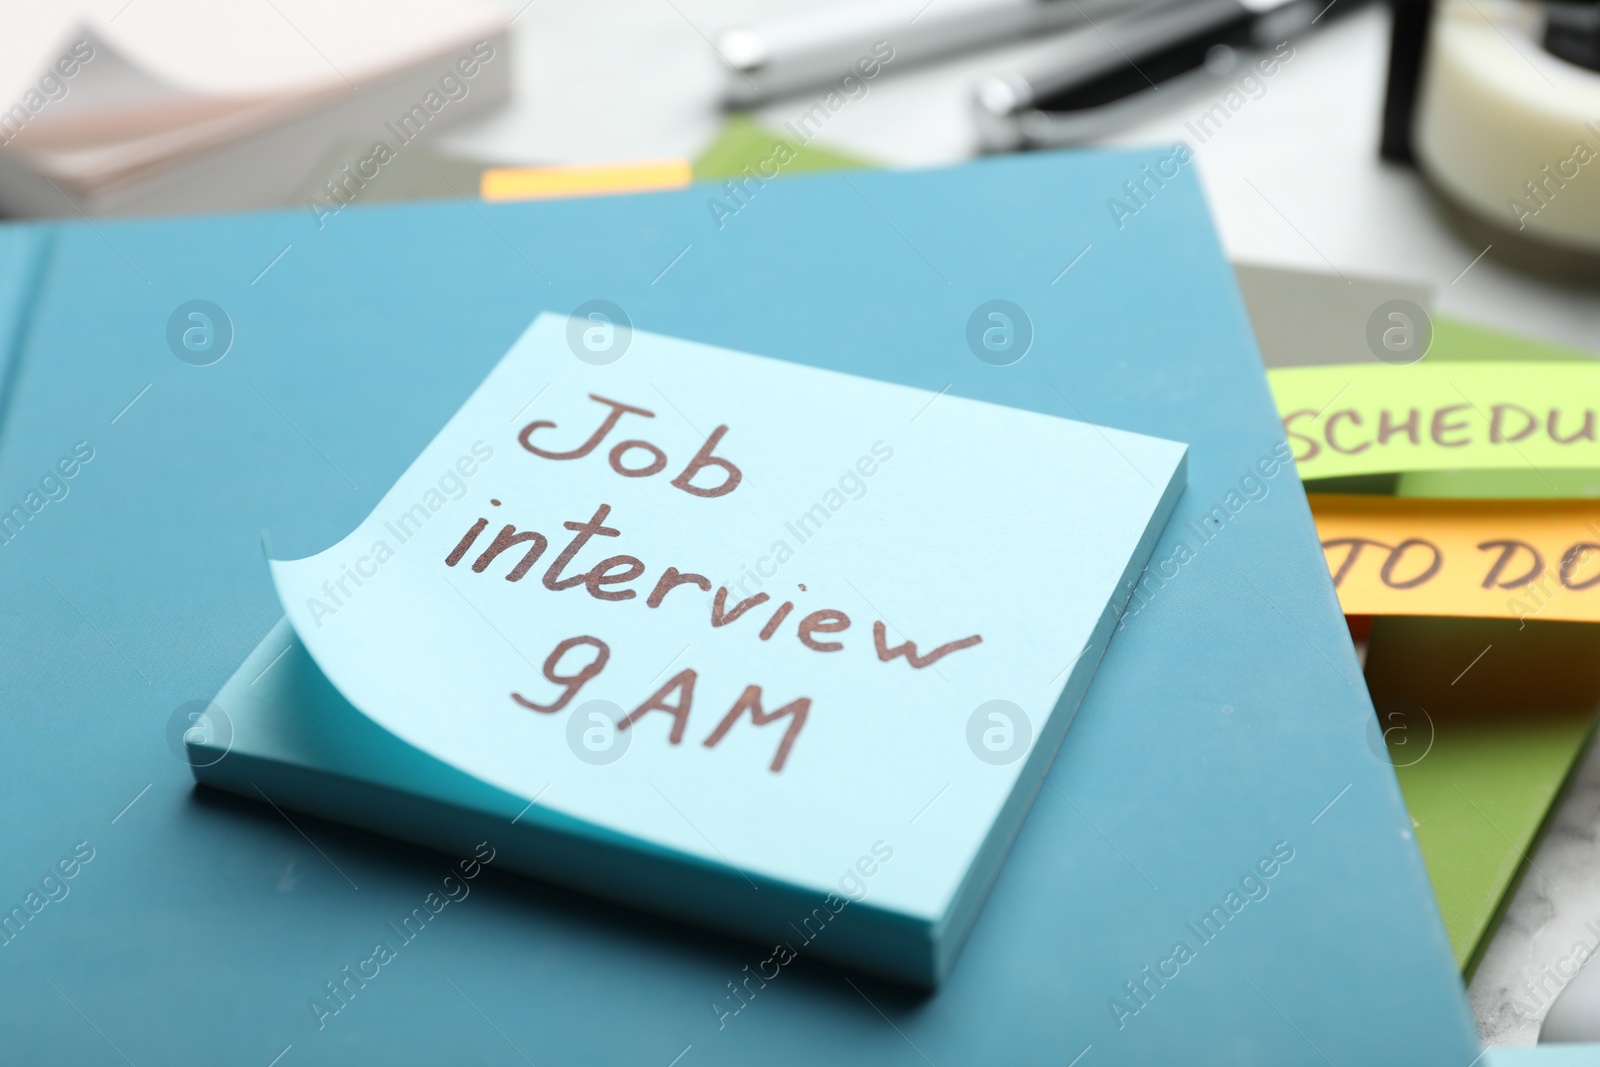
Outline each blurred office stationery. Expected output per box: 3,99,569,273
1383,0,1600,255
0,150,1479,1062
295,139,495,207
972,0,1354,150
298,145,696,207
0,0,509,217
1379,0,1433,162
1543,944,1600,1042
716,0,1166,104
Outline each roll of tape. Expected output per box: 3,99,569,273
1415,0,1600,254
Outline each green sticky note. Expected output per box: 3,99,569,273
1272,361,1600,479
1398,319,1600,498
692,117,873,182
1429,317,1600,364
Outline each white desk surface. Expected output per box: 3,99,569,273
436,0,1600,1046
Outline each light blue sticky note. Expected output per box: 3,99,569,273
265,312,1186,983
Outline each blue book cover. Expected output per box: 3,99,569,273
0,151,1477,1064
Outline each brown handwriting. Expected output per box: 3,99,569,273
519,393,742,498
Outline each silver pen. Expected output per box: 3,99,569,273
716,0,1167,105
973,0,1330,151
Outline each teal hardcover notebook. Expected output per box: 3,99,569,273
0,151,1477,1064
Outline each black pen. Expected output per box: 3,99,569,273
974,0,1364,150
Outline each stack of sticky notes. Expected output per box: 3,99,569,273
1243,265,1600,977
238,311,1188,987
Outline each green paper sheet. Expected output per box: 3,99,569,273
692,117,872,181
1365,616,1599,973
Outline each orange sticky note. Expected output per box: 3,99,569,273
480,159,692,202
1308,494,1600,622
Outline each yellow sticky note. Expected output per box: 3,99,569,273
480,159,692,202
1269,362,1600,479
1308,493,1600,622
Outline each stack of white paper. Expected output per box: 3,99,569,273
0,0,511,216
